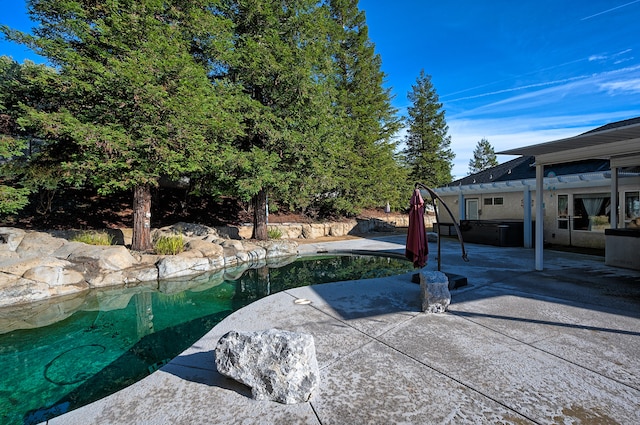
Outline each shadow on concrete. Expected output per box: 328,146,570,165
451,310,640,337
163,351,253,397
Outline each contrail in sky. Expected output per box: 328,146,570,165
446,76,587,103
581,0,640,20
442,57,588,99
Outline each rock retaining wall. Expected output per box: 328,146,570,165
216,215,419,240
0,223,298,308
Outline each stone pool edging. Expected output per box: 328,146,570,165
0,223,300,308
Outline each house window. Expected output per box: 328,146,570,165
573,193,610,231
625,191,640,228
484,197,502,206
557,194,568,229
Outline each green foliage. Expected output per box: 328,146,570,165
267,226,283,240
0,134,30,215
1,1,243,249
0,184,30,215
71,230,114,246
468,138,498,175
402,70,455,188
316,0,407,215
154,235,185,255
0,57,64,216
1,0,419,225
213,0,342,234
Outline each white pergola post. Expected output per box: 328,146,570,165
535,164,544,271
611,167,618,229
523,187,532,248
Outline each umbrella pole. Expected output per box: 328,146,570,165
415,182,468,264
432,195,442,271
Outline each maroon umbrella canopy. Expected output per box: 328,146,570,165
405,188,428,268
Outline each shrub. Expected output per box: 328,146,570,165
71,230,114,246
267,227,283,240
154,235,184,255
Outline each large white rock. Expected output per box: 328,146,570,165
15,232,66,257
22,263,85,287
215,329,320,404
185,239,224,258
67,245,137,271
0,276,80,307
236,242,267,265
154,222,221,240
156,255,210,280
0,256,52,277
0,227,26,251
255,240,299,259
420,271,451,313
123,264,159,285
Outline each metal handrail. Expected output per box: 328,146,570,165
415,182,469,270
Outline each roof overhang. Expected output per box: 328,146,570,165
498,122,640,166
434,172,640,196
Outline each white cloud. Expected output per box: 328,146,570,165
448,64,640,119
600,78,640,94
446,111,640,180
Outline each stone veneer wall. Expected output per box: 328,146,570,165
216,215,428,240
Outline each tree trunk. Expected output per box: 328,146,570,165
132,184,153,252
252,188,268,240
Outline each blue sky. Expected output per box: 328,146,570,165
360,0,640,177
2,1,640,178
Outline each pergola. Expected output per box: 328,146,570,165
499,117,640,270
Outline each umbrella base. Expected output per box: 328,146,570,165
411,272,468,290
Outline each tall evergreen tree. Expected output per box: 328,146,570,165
327,0,406,213
217,0,340,238
2,0,241,250
402,70,454,188
468,138,498,174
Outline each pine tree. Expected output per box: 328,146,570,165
402,70,454,188
326,0,407,214
468,138,498,175
217,0,342,237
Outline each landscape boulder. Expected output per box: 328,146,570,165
420,271,451,313
0,227,26,252
215,329,320,404
156,255,211,280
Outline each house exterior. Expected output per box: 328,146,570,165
433,117,640,270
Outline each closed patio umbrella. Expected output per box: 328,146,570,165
406,188,428,268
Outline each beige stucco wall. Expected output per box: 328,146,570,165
436,177,640,250
438,191,537,222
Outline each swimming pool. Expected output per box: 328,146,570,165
0,253,413,424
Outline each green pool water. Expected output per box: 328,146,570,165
0,254,412,425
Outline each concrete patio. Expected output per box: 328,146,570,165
46,235,640,424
